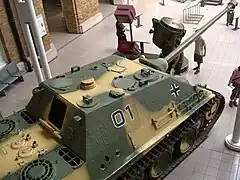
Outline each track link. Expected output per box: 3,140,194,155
117,89,225,180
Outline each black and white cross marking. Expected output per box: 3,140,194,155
170,84,180,97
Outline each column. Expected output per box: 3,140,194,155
0,0,20,62
0,0,57,64
32,0,52,51
31,0,57,61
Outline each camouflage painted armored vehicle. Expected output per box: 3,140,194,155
0,54,224,180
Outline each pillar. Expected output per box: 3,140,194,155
0,0,20,63
0,0,57,64
32,0,52,51
31,0,57,61
61,0,103,34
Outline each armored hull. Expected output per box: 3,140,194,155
0,55,224,180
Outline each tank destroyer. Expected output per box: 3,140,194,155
0,54,224,180
1,1,238,179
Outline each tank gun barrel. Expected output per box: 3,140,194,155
164,1,237,63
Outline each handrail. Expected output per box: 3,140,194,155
165,1,237,63
182,0,204,24
185,0,199,8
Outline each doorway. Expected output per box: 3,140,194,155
42,0,116,50
99,0,116,19
43,0,63,33
42,0,76,50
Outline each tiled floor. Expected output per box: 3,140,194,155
1,0,240,179
43,0,116,50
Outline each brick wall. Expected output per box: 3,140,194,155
0,0,20,62
33,0,51,51
0,0,52,63
75,0,99,24
61,0,100,33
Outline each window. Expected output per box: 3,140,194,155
48,96,67,130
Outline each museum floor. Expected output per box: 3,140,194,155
1,0,240,179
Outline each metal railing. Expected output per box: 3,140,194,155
182,0,204,24
165,2,235,63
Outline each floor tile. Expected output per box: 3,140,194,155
211,151,223,161
219,161,232,172
204,175,217,180
208,159,221,169
205,166,219,178
217,170,230,180
221,154,234,163
194,163,208,174
191,172,205,180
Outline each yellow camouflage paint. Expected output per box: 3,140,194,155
0,54,222,180
59,59,144,106
0,124,59,179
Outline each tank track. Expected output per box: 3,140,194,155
117,89,225,180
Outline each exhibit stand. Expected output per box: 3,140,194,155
225,103,240,151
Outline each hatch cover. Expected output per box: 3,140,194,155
112,76,137,90
20,159,56,180
0,119,16,139
49,77,73,91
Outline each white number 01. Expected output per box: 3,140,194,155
111,104,135,128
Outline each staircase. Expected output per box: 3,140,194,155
203,0,222,6
182,1,204,24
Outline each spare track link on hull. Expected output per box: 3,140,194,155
117,89,225,180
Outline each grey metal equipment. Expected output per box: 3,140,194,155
14,0,52,83
225,103,240,151
139,1,237,74
164,1,238,65
149,0,240,152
